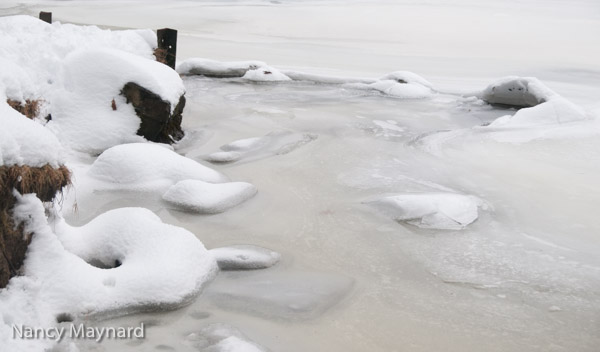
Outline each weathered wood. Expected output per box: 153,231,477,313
157,28,177,70
39,11,52,24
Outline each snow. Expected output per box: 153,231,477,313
0,98,64,167
366,193,484,230
0,15,155,104
47,48,185,153
184,324,267,352
162,180,257,214
0,192,217,351
88,143,228,191
211,245,281,270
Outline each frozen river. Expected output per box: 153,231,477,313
3,0,600,351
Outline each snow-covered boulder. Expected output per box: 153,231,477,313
242,66,291,82
481,76,551,107
366,193,484,230
210,245,281,270
88,143,227,191
346,71,433,98
47,48,186,153
162,180,257,214
482,77,587,128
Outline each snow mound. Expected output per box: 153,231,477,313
243,66,291,82
177,58,267,78
0,99,64,167
206,271,354,320
163,180,257,214
366,193,484,230
0,193,217,351
184,324,268,352
211,245,281,270
88,143,227,191
47,48,185,153
345,71,433,98
206,130,317,164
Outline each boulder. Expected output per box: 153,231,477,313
481,76,552,108
121,82,185,144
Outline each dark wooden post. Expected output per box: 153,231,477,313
157,28,177,70
39,11,52,24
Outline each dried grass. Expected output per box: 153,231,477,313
153,47,168,65
0,164,71,287
7,99,41,119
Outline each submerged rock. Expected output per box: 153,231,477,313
121,82,186,144
210,245,281,270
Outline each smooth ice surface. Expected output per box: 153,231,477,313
366,193,484,230
163,180,257,214
206,271,355,321
88,143,228,191
211,245,281,270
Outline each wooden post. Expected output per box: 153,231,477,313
39,11,52,24
157,28,177,70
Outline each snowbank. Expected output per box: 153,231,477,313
47,48,185,153
0,15,155,104
163,180,257,214
88,143,227,190
0,97,64,167
0,193,217,351
366,193,484,230
211,245,281,270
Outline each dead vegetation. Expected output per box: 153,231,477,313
0,164,71,288
153,47,168,65
7,99,41,119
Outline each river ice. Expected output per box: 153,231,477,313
2,0,600,351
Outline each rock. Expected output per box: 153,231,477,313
481,76,552,108
210,245,281,270
121,82,185,144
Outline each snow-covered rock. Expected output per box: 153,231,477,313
211,245,281,270
366,193,484,230
481,76,551,107
163,180,257,214
47,48,185,153
177,58,267,78
345,71,433,98
88,143,227,191
243,66,291,82
184,324,268,352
